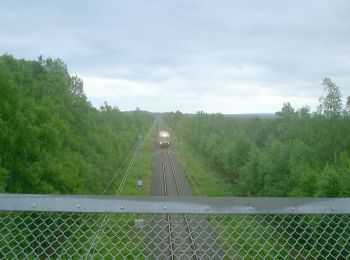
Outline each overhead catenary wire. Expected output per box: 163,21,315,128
101,141,139,195
84,126,151,258
84,138,142,259
63,141,139,258
115,146,138,195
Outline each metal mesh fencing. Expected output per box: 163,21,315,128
1,211,350,259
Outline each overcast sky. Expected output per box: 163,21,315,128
1,0,350,113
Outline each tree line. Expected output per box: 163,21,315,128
165,78,350,197
0,55,153,194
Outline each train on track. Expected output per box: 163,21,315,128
158,130,170,148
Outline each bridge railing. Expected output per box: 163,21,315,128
1,194,349,259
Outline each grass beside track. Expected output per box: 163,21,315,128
102,125,154,197
175,139,238,196
80,127,154,258
73,127,155,258
171,135,348,259
119,131,153,196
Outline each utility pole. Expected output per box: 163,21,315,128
137,134,143,194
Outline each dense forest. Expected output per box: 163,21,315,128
166,79,350,197
2,54,349,198
0,55,153,194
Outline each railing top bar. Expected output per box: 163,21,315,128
0,194,349,214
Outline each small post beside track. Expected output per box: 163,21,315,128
137,134,143,194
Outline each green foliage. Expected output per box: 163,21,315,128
346,96,350,114
317,78,343,119
0,55,153,194
165,78,350,197
0,167,8,192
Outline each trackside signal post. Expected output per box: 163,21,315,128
137,134,142,193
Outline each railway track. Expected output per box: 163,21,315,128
148,121,225,258
161,150,199,259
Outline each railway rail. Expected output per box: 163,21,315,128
161,150,199,259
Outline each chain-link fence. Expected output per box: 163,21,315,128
1,195,350,259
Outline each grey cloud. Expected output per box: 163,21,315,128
1,0,350,112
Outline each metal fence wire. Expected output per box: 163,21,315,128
1,195,350,259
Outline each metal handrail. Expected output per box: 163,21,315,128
1,193,349,214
